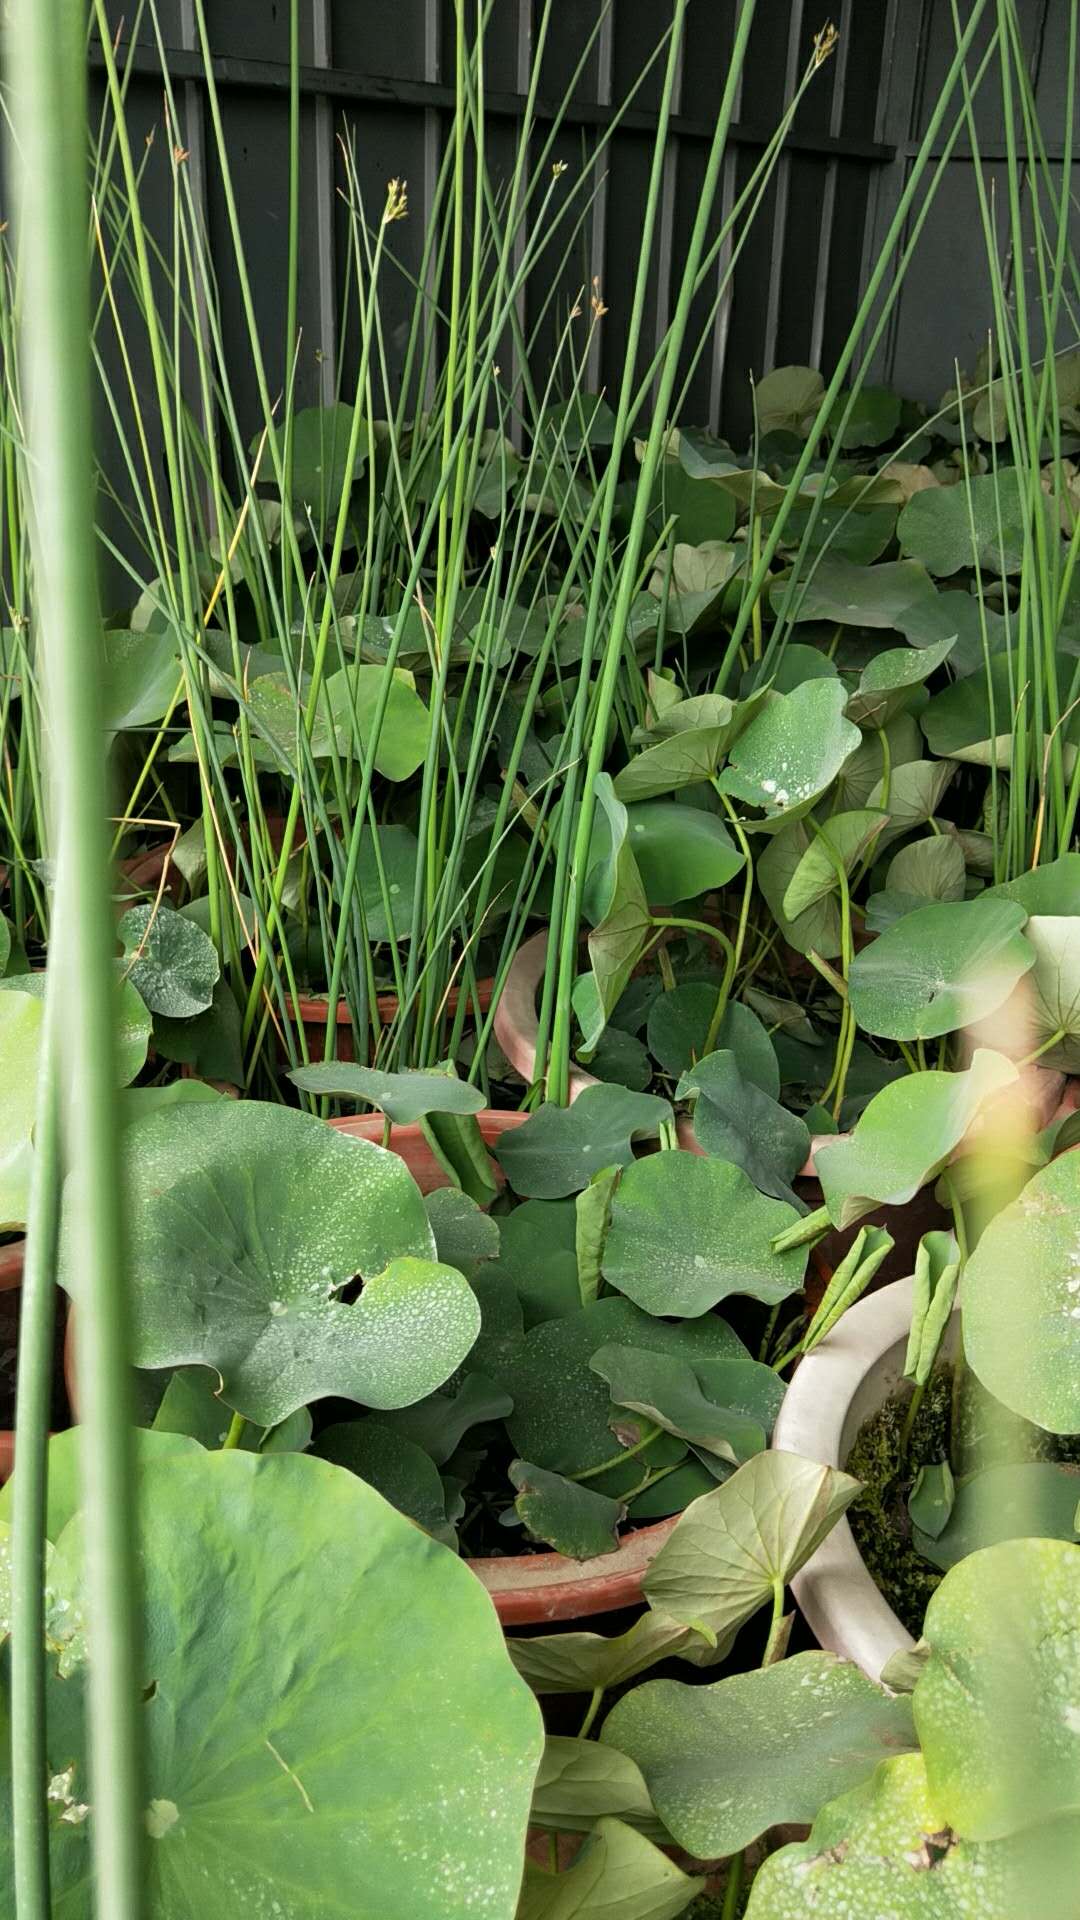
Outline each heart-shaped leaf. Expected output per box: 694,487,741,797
773,556,936,629
964,1149,1080,1432
676,1050,810,1204
257,400,370,510
322,663,431,780
716,681,861,830
313,1419,458,1545
101,627,181,732
60,1102,478,1426
919,653,1053,767
612,691,769,802
899,467,1049,576
601,1653,915,1858
915,1536,1080,1839
866,755,956,844
848,898,1033,1039
493,1085,672,1199
119,903,220,1019
288,1061,486,1123
153,977,244,1087
2,1447,542,1918
755,365,824,436
530,1737,664,1838
603,1153,806,1317
845,636,956,730
484,1197,580,1325
884,832,966,906
829,384,903,448
781,810,889,922
624,801,744,905
642,1451,860,1642
589,1345,784,1464
814,1050,1017,1229
503,1296,747,1490
0,986,42,1228
914,1462,1080,1570
508,1603,732,1698
517,1818,703,1920
510,1460,626,1558
744,1752,1043,1920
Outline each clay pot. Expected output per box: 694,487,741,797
292,976,495,1067
470,1515,678,1626
327,1107,523,1193
0,1243,24,1479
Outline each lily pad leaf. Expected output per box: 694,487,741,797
964,1149,1080,1432
493,1085,672,1199
919,652,1050,768
914,1461,1080,1570
676,1050,811,1204
0,969,150,1088
845,636,956,730
715,681,861,830
884,832,966,906
101,627,181,732
848,898,1033,1039
643,1451,860,1644
647,989,778,1088
313,1419,458,1546
7,1447,542,1918
288,1061,485,1123
755,365,824,437
376,1371,513,1465
986,853,1080,915
624,801,744,905
152,976,244,1087
0,987,43,1229
119,903,220,1019
603,1153,806,1317
590,1345,784,1464
866,756,956,843
59,1102,478,1427
915,1536,1080,1839
504,1296,747,1490
899,467,1049,576
601,1652,915,1858
744,1751,1040,1920
517,1817,703,1920
321,663,431,781
510,1460,626,1559
530,1737,665,1838
829,384,902,449
423,1186,500,1271
814,1049,1018,1229
773,557,936,629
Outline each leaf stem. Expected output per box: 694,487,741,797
577,1687,604,1739
222,1412,248,1451
570,1423,663,1484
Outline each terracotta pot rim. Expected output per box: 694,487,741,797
290,978,496,1028
469,1515,677,1625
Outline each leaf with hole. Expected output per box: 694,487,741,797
915,1536,1080,1839
59,1102,479,1427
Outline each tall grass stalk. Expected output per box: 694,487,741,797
8,3,144,1916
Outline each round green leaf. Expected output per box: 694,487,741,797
845,635,956,730
647,987,777,1088
754,365,824,437
603,1153,806,1316
59,1102,479,1426
965,1149,1080,1432
4,1447,542,1918
624,800,743,905
323,664,431,780
503,1295,747,1489
848,898,1033,1039
676,1050,810,1204
358,824,419,941
829,384,902,449
0,986,42,1228
101,627,181,732
0,968,150,1087
884,832,966,905
716,680,861,829
915,1537,1080,1839
899,467,1047,577
119,903,220,1019
313,1419,457,1545
602,1653,915,1857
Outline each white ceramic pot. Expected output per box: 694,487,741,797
772,1274,950,1681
